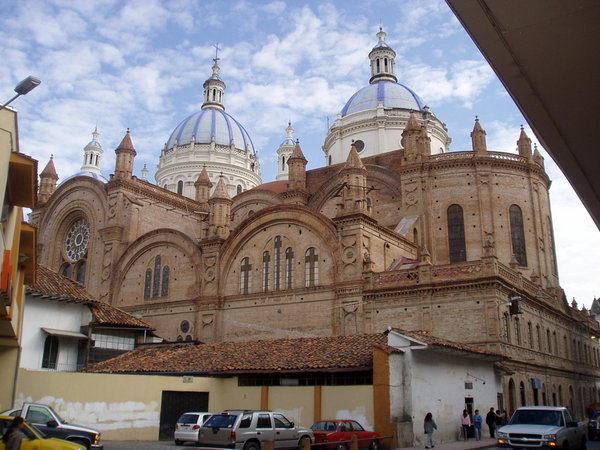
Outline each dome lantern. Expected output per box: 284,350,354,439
368,27,398,84
202,43,226,111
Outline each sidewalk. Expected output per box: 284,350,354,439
396,436,496,450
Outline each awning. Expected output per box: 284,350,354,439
42,327,88,339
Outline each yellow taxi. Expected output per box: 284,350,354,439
0,415,85,450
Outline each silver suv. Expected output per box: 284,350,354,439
198,410,314,450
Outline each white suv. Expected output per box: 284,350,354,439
198,410,314,450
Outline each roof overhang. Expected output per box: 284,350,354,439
9,152,38,207
42,327,88,339
19,222,36,284
445,0,600,229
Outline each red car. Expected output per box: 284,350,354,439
310,420,380,450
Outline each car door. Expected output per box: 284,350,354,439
339,421,353,446
24,405,69,441
273,413,296,448
256,413,275,446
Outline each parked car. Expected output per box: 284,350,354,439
587,403,600,440
0,414,86,449
1,403,102,449
496,406,586,449
310,420,380,450
198,410,313,450
174,412,214,445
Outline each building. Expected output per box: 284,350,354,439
21,264,156,372
29,29,599,425
0,104,37,411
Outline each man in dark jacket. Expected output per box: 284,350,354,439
486,407,497,438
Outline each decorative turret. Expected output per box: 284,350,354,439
276,122,295,180
141,164,148,181
471,117,487,154
368,27,397,84
208,174,232,239
533,143,545,168
202,44,225,111
38,155,59,204
113,129,136,180
337,143,369,216
287,139,307,191
80,126,103,176
401,112,421,161
517,126,532,158
195,165,213,204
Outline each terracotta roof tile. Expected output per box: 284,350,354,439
85,333,387,374
27,265,153,330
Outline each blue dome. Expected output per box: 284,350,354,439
341,81,425,117
61,171,109,184
280,138,295,146
85,140,102,149
166,108,256,154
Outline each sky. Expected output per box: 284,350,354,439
1,0,598,308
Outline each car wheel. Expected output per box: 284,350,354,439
244,441,261,450
298,436,310,450
71,438,90,450
369,440,378,450
175,439,183,445
580,436,587,450
337,443,346,450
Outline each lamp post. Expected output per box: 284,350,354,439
0,76,41,111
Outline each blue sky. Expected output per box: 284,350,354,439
1,0,598,307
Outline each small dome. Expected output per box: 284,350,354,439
280,138,295,147
341,81,425,117
165,109,256,155
85,140,102,149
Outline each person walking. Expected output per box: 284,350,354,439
486,407,497,438
473,409,483,441
424,412,437,448
3,416,25,450
460,409,471,440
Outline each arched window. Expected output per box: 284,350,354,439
145,256,170,299
144,268,152,299
328,155,332,165
161,266,170,297
42,335,59,369
503,313,511,342
237,185,242,195
520,381,526,406
153,256,162,297
514,317,521,345
262,251,270,291
282,157,286,171
60,263,72,278
509,205,527,266
537,325,542,351
285,247,294,289
305,247,319,287
527,322,533,348
563,335,568,358
177,180,184,195
75,260,86,284
274,236,282,290
447,204,466,263
240,257,252,294
547,329,552,353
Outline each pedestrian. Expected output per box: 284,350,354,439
495,409,504,429
486,407,496,438
423,412,437,449
2,416,25,450
460,409,471,440
473,409,483,441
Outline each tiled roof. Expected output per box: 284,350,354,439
85,333,388,374
251,180,288,194
27,265,153,330
389,328,503,358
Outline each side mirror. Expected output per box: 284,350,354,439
290,422,295,428
47,420,59,428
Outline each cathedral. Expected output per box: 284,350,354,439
29,29,599,415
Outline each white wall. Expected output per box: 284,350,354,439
20,296,92,370
387,332,502,446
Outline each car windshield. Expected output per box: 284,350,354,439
509,410,563,426
178,414,200,424
204,414,238,428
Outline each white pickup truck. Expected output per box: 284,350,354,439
496,406,586,449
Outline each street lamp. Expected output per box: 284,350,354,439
0,76,41,111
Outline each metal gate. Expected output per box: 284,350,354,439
159,391,209,440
